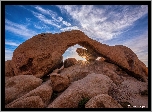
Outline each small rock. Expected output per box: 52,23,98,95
50,74,70,92
5,60,15,77
64,58,77,68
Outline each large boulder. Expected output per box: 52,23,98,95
5,60,15,77
5,75,42,105
60,60,123,85
47,73,113,108
64,58,77,68
85,94,122,108
11,30,148,81
6,80,53,108
5,96,45,108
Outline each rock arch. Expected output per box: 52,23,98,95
10,30,148,82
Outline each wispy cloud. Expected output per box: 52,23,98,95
57,5,148,41
32,11,61,28
33,5,72,29
35,6,64,23
5,49,13,61
60,26,79,31
5,41,20,46
122,31,148,66
62,21,71,26
5,19,37,38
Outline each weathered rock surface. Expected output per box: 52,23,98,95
76,48,98,61
47,73,113,108
5,60,15,77
64,58,77,68
50,73,70,92
10,30,147,81
85,94,123,108
6,80,53,108
60,60,124,85
5,75,42,105
5,96,45,108
108,76,148,108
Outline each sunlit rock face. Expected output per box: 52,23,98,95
10,30,147,82
76,48,98,61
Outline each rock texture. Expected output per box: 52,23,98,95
5,30,148,108
85,94,123,108
47,73,113,108
6,80,53,108
50,73,70,92
64,58,77,68
60,60,124,85
5,75,42,105
5,96,45,108
10,30,147,82
76,48,98,61
5,60,15,77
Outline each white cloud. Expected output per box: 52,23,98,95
60,26,79,31
57,5,148,41
122,31,148,66
58,17,63,22
63,44,87,61
5,19,37,38
33,21,50,30
5,49,13,61
62,21,71,26
34,6,72,28
35,5,53,15
32,11,61,28
5,41,20,47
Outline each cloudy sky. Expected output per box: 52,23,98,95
5,5,148,66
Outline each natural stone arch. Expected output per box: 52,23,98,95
10,30,148,82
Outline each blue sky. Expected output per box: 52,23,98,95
5,5,148,66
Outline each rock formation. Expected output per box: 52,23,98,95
50,73,70,92
64,58,77,68
5,75,42,105
47,73,113,108
5,60,15,77
85,94,123,108
5,96,45,108
76,48,98,61
6,80,53,108
5,30,148,108
10,30,147,82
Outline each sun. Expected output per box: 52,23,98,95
81,56,86,59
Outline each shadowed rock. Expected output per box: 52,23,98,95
5,60,15,77
64,58,77,68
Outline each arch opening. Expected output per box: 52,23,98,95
62,44,87,62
